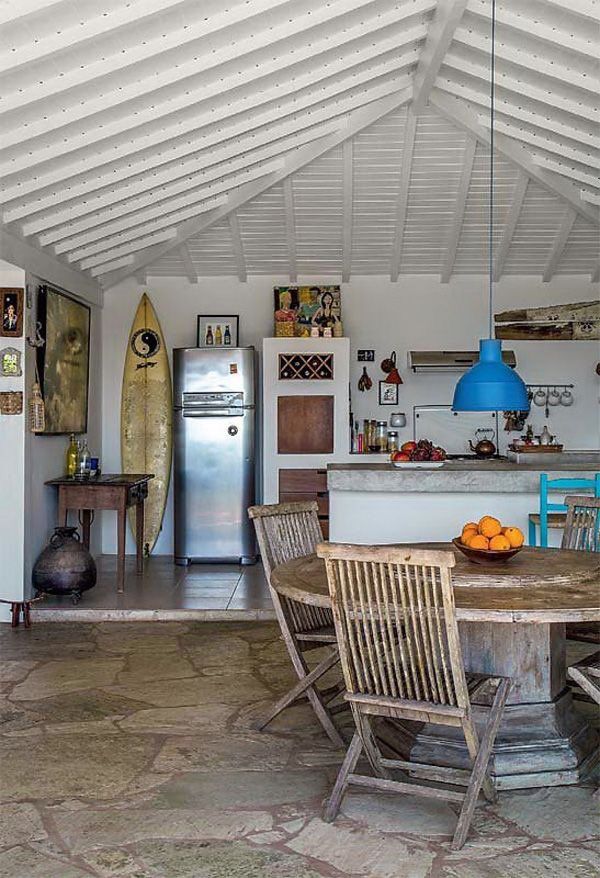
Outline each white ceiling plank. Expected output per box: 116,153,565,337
429,89,599,227
0,224,102,305
0,0,66,26
581,190,600,206
283,178,297,283
1,0,433,129
179,243,197,285
466,0,597,59
453,26,598,96
542,208,578,283
412,0,468,112
492,171,529,282
342,139,353,283
591,261,600,283
536,0,599,20
89,255,135,278
78,229,178,272
534,159,600,190
101,87,413,288
440,137,477,283
442,51,599,124
228,213,247,284
390,108,417,283
491,119,600,172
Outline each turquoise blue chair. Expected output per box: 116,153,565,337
529,473,600,547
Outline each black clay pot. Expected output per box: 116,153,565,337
32,527,96,604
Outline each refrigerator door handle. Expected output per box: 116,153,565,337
182,408,244,418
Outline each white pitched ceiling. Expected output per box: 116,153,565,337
0,0,598,288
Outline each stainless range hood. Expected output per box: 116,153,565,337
408,350,517,373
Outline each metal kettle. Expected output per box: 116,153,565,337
468,429,497,459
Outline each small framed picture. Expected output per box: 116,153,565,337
379,381,399,406
197,315,239,348
0,288,24,338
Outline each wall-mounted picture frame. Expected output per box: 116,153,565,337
378,381,399,406
0,288,24,338
197,315,239,348
0,347,22,377
36,285,91,434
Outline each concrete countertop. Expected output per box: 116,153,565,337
327,453,600,494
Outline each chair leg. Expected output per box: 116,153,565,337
255,648,344,748
353,709,392,780
452,679,511,851
323,731,363,822
528,518,536,547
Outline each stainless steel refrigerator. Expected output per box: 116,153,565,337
173,346,257,565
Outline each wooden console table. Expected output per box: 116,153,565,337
46,474,154,594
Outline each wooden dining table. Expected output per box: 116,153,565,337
271,544,600,790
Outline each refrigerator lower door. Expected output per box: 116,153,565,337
174,408,256,564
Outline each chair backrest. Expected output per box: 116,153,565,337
317,543,469,709
562,495,600,552
540,473,600,515
248,501,323,581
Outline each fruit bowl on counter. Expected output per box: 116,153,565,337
390,439,446,468
453,517,525,564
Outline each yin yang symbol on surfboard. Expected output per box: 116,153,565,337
121,294,172,554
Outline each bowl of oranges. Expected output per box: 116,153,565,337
453,516,525,564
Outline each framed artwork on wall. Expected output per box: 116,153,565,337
197,315,239,348
0,347,22,377
36,285,91,434
378,381,399,406
273,285,342,338
0,288,24,338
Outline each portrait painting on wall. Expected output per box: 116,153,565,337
37,285,90,434
274,285,342,337
0,288,24,338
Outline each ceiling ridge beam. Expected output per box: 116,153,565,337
542,208,578,283
99,87,413,287
342,138,354,283
179,243,198,285
282,178,297,283
429,89,599,227
390,108,417,283
0,16,425,175
412,0,468,112
492,171,529,282
228,213,247,284
440,136,477,283
1,0,431,130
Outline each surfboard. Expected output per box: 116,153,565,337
121,294,172,554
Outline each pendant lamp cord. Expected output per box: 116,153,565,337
488,0,496,338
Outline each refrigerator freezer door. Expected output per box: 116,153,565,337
173,347,256,408
174,409,256,563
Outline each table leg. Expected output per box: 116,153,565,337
81,509,92,550
135,499,144,575
117,504,126,594
58,488,68,527
396,622,599,790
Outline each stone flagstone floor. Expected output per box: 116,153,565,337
0,621,598,878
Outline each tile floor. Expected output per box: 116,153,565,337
0,621,598,878
34,555,275,621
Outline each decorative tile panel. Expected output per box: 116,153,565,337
278,353,334,381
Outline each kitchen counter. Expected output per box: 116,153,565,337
328,453,600,494
327,453,600,545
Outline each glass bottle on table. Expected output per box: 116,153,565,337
66,433,78,477
78,439,91,478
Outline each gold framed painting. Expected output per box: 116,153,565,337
36,285,91,434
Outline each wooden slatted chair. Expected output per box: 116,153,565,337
248,502,344,747
562,496,600,644
567,651,600,798
317,542,512,851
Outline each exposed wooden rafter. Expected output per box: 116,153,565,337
412,0,468,112
282,178,297,283
228,213,247,284
342,139,354,283
390,109,417,283
492,171,529,282
543,208,578,283
440,137,477,283
179,243,198,285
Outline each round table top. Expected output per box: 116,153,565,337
271,544,600,623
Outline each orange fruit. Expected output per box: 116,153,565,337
503,526,525,548
489,534,511,551
478,516,502,538
468,534,490,550
461,525,478,542
463,521,479,532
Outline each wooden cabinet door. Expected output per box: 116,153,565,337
277,395,334,454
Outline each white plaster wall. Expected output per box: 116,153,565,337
0,260,26,620
102,274,600,555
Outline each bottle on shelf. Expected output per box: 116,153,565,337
375,421,388,453
205,325,214,345
224,324,231,345
66,433,79,477
215,325,223,345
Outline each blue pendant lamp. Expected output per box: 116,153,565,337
452,0,529,414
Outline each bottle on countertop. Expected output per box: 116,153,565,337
66,433,79,478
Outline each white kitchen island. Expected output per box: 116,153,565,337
328,454,600,545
